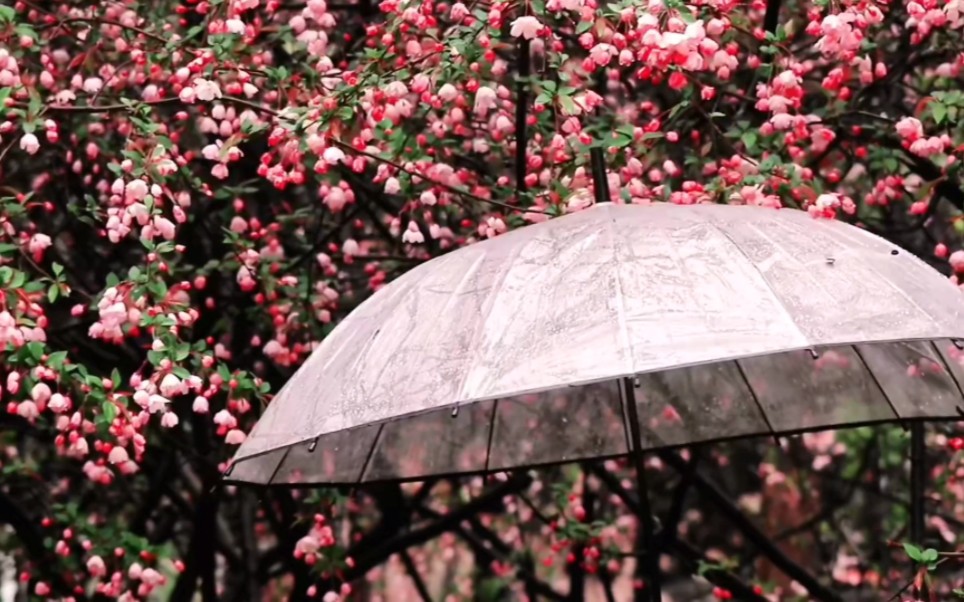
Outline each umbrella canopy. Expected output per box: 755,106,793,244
226,202,964,486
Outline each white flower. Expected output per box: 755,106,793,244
322,147,346,165
19,132,39,155
193,78,222,102
510,16,542,39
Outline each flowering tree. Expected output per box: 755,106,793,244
3,0,964,599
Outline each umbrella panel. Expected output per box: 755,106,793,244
226,339,964,487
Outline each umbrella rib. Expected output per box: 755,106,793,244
265,446,292,486
733,359,782,446
482,399,499,475
708,223,810,349
850,345,905,426
354,424,385,485
931,340,964,404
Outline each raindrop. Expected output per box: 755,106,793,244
451,406,460,418
307,438,318,453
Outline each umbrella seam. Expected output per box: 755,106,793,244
708,221,811,348
851,344,905,424
604,203,637,377
453,224,535,403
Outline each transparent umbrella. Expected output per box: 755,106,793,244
225,200,964,601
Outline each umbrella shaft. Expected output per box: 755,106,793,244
910,422,926,544
622,378,662,602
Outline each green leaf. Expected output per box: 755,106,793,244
25,341,44,361
922,548,939,563
558,95,577,115
0,5,15,24
47,284,59,303
933,103,948,125
46,350,68,369
616,124,636,138
102,401,118,423
903,542,924,562
174,342,191,361
741,131,758,151
9,270,25,289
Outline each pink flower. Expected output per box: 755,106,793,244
212,163,230,179
510,15,542,39
950,250,964,272
473,86,498,116
19,132,39,155
324,187,348,212
192,396,210,413
0,310,24,348
226,18,247,34
161,412,179,428
450,2,468,20
589,43,616,67
214,409,238,429
230,216,248,233
896,116,924,141
16,400,38,421
159,373,183,397
341,238,359,255
108,446,129,464
193,78,222,101
225,429,246,444
153,216,177,240
127,563,143,580
125,179,149,202
87,555,107,578
147,394,170,414
83,77,104,94
31,382,52,404
437,83,458,102
140,567,165,587
178,86,197,103
27,233,52,260
322,147,346,165
401,221,424,244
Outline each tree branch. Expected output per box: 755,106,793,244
657,451,843,602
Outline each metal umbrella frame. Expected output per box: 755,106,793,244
225,198,964,601
224,37,964,602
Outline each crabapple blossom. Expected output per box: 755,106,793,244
510,16,542,40
1,0,963,599
19,132,39,155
